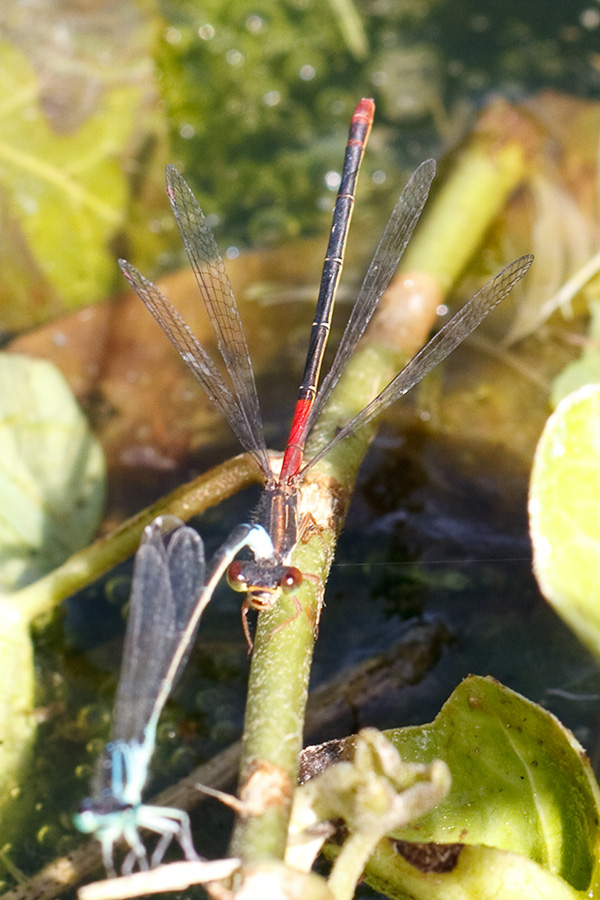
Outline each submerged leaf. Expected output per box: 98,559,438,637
529,383,600,657
0,15,160,328
0,353,105,590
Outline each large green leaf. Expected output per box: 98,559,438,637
529,383,600,657
0,353,106,590
0,21,159,328
0,353,105,853
362,676,600,899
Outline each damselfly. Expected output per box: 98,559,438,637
120,100,533,645
74,516,272,874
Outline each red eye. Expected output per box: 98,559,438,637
279,567,303,593
227,561,248,592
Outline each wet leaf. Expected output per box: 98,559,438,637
529,383,600,657
0,353,105,590
362,676,600,898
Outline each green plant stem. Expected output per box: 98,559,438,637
228,112,530,880
15,453,261,624
328,832,380,900
400,134,526,291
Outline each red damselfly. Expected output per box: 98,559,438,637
120,99,533,645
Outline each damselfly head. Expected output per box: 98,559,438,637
81,791,132,816
236,561,306,650
74,791,132,840
227,560,303,609
73,805,98,835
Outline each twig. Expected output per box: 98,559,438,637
14,453,261,623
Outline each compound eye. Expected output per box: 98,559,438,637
227,561,248,593
74,809,96,833
279,567,303,593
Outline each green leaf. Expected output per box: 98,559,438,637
0,29,158,328
550,351,600,408
0,603,36,853
0,353,105,851
529,383,600,657
0,353,105,590
362,676,600,899
367,841,588,900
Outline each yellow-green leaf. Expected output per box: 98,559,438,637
0,601,35,853
0,353,105,850
0,353,105,590
367,841,587,900
363,676,600,898
0,23,159,328
550,351,600,408
529,383,600,657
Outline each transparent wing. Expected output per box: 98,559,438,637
111,518,206,745
165,165,269,472
301,254,534,474
119,259,271,479
301,158,436,444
